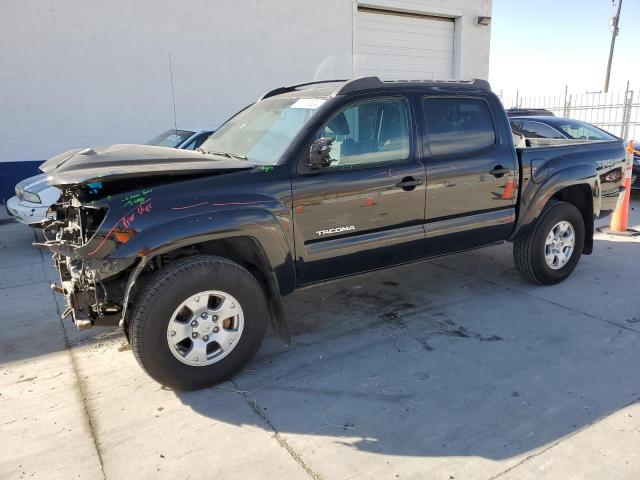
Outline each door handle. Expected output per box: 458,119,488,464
490,165,510,178
395,177,423,191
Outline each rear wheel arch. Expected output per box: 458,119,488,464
513,181,594,254
513,200,586,284
551,184,594,254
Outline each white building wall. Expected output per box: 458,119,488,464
355,0,492,80
0,0,491,167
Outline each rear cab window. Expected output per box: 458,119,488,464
422,97,496,156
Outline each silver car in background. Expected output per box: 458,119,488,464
5,128,214,226
6,175,62,225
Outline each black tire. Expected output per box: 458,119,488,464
513,201,585,285
128,255,268,390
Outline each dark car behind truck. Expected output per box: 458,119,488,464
38,77,627,390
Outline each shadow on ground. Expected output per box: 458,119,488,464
0,222,124,364
177,236,640,461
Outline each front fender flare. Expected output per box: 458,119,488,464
113,209,295,342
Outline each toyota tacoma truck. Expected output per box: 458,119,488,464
37,77,627,390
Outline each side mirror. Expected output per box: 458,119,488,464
308,137,334,169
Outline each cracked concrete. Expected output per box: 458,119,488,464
1,197,639,479
237,381,323,480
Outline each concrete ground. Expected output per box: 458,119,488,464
1,198,639,480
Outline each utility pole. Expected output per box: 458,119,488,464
604,0,622,92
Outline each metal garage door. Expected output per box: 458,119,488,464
356,8,454,80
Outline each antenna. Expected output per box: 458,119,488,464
168,52,178,131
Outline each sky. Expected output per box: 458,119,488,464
489,0,640,98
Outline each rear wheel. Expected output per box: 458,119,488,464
513,201,585,285
129,255,268,390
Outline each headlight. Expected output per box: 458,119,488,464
21,190,41,204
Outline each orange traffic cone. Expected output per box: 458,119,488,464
501,176,516,200
603,140,639,236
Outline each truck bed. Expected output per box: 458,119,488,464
515,138,627,234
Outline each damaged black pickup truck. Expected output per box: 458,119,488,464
39,77,627,390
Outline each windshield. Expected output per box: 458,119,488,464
146,129,195,148
555,121,616,141
199,96,326,164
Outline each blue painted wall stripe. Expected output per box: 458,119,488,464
0,161,44,200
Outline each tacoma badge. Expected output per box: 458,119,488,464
315,226,356,236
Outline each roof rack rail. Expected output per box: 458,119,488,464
259,79,348,100
379,78,491,91
260,77,492,101
331,77,491,96
471,79,491,90
331,76,385,96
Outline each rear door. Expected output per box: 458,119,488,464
291,95,426,284
421,96,518,254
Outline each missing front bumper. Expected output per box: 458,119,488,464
52,255,94,330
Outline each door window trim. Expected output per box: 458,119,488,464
421,95,499,160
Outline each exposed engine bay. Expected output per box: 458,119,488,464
40,187,189,331
34,144,256,331
40,186,132,329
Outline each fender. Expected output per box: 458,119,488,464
113,208,295,342
510,163,597,242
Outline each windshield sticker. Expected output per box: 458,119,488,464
291,98,326,110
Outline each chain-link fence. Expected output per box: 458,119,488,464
499,84,640,140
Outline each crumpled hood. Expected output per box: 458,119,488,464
40,144,255,186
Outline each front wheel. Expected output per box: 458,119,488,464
129,255,268,390
513,201,585,285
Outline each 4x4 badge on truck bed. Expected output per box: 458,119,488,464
315,226,356,236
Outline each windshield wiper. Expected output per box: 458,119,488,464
197,148,229,157
197,148,248,160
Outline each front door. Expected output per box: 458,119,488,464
292,96,426,284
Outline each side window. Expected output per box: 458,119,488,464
182,133,213,150
318,98,411,168
521,122,564,139
182,138,198,150
423,98,496,156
